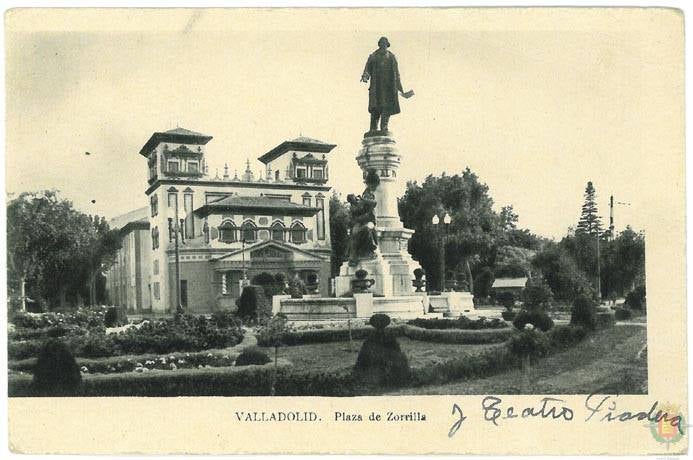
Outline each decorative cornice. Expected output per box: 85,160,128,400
146,178,331,196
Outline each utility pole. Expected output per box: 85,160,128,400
608,195,615,241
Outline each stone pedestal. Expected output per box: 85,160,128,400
335,134,423,297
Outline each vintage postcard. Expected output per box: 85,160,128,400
4,7,686,455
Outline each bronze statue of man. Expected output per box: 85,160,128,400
361,37,413,134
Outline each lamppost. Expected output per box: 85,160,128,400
168,208,187,313
431,212,452,292
241,236,249,288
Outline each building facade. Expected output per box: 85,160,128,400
106,128,335,314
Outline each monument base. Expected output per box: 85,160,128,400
335,226,421,297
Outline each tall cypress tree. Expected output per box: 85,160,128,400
576,181,603,235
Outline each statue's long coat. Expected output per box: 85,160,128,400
363,49,403,115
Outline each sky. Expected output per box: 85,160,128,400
5,9,683,239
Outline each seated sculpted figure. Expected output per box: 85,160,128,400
347,170,380,266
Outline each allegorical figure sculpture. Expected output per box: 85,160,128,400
361,36,414,135
347,170,381,266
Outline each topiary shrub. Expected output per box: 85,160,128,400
104,307,117,327
235,346,271,366
236,285,271,323
570,294,597,330
369,313,391,330
625,285,646,311
32,339,82,396
522,276,553,310
354,314,410,387
512,309,554,332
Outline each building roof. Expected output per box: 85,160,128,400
139,127,213,156
194,195,320,218
257,136,336,164
108,207,149,230
491,277,528,289
212,239,328,263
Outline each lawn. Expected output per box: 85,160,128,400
261,338,504,374
387,324,647,395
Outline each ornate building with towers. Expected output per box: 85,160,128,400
105,127,335,314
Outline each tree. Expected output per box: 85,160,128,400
532,243,597,303
329,192,350,277
600,226,645,298
7,191,120,310
494,245,534,278
398,170,502,292
576,181,603,236
499,205,519,231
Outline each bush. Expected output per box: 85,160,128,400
104,306,127,328
32,339,82,396
547,324,587,349
512,310,554,332
507,328,551,360
521,276,553,310
570,294,597,330
495,291,516,310
401,325,513,344
236,285,271,323
625,286,646,311
354,316,410,387
614,307,632,321
235,346,271,366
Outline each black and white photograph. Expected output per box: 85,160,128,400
4,6,686,456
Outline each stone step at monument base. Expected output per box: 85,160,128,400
272,293,427,320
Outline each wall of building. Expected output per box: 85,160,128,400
105,227,152,312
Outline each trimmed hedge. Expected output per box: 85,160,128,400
407,316,507,330
401,324,514,344
259,323,515,347
256,326,391,346
9,360,292,397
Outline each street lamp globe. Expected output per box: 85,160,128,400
431,214,440,225
443,212,452,225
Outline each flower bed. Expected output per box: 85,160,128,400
407,316,507,330
8,312,244,360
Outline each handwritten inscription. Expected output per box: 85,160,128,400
584,394,685,434
447,395,685,438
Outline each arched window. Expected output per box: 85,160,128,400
241,221,257,242
219,220,237,243
271,221,285,241
290,222,306,244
